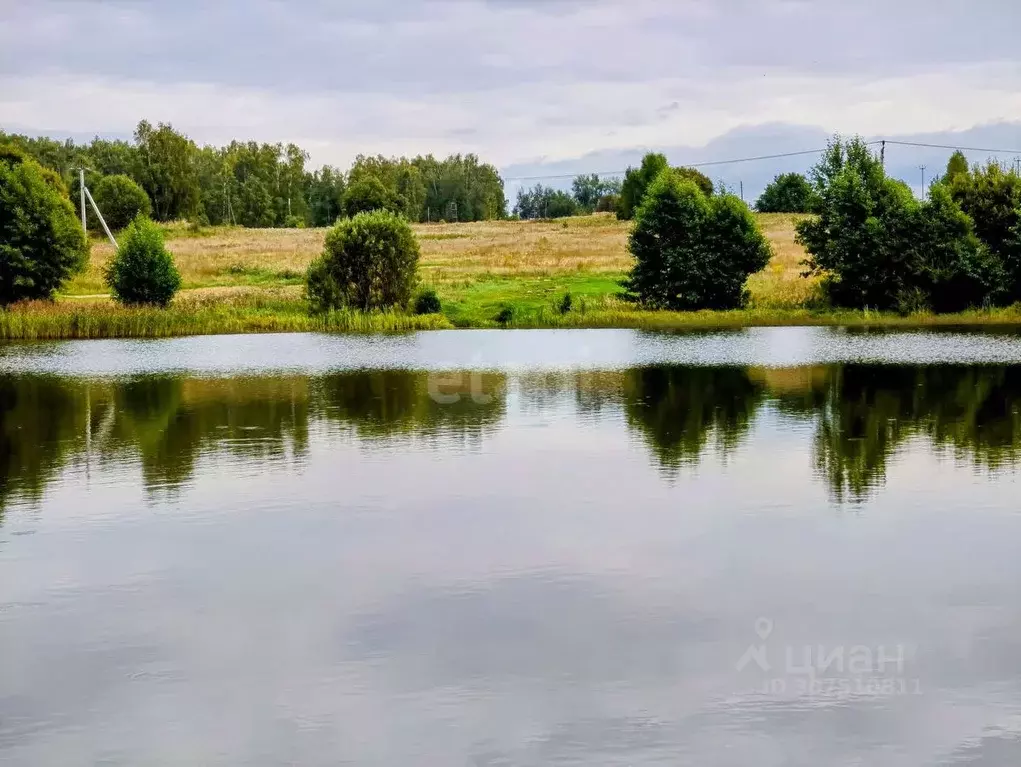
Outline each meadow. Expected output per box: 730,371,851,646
4,213,1021,339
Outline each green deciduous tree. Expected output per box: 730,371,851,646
134,120,200,221
106,216,182,307
305,166,346,227
798,138,916,309
944,150,970,184
0,145,89,305
91,174,152,230
5,126,510,230
617,154,713,220
306,210,420,312
513,184,578,219
571,174,622,212
755,172,820,213
625,168,772,310
945,161,1021,301
798,137,1004,312
343,176,397,217
617,153,668,220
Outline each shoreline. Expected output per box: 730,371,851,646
3,299,1021,341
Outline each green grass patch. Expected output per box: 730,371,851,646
220,264,304,286
435,273,625,326
418,232,470,241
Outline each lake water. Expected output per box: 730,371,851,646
2,328,1021,766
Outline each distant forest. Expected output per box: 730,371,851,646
0,121,508,227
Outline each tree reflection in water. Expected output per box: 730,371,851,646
1,364,1019,516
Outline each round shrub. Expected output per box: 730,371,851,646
755,173,819,213
91,174,152,231
414,287,442,315
342,177,395,218
106,217,182,306
0,145,89,305
306,210,420,312
625,169,772,310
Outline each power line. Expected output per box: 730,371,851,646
503,138,1021,185
882,139,1021,155
503,143,885,182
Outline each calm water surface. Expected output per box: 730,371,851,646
2,328,1021,766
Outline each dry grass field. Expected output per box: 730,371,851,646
66,213,818,315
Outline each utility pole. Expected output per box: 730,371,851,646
83,185,118,248
740,180,744,202
919,165,927,200
79,167,87,235
880,140,886,170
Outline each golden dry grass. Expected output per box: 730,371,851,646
69,215,631,294
67,212,810,302
746,213,821,308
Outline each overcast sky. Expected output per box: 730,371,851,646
2,0,1020,175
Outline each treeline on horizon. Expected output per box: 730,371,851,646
0,121,508,227
0,120,730,228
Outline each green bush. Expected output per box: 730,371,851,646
0,145,89,305
414,287,442,314
907,184,1004,313
306,210,420,312
755,173,819,213
945,161,1021,301
798,137,1003,312
624,169,771,310
495,305,515,325
106,217,182,307
91,174,152,230
558,292,573,314
342,176,395,218
617,154,713,220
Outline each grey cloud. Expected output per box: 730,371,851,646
2,0,1018,98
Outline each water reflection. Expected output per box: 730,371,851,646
0,371,507,512
816,365,1021,502
623,366,763,472
2,364,1020,514
317,371,506,445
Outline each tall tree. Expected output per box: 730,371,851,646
944,150,970,184
133,120,200,221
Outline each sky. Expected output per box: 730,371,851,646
2,0,1020,198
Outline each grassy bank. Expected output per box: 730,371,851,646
5,292,1021,340
2,213,1019,340
0,292,449,340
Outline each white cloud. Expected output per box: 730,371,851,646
1,0,1020,169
